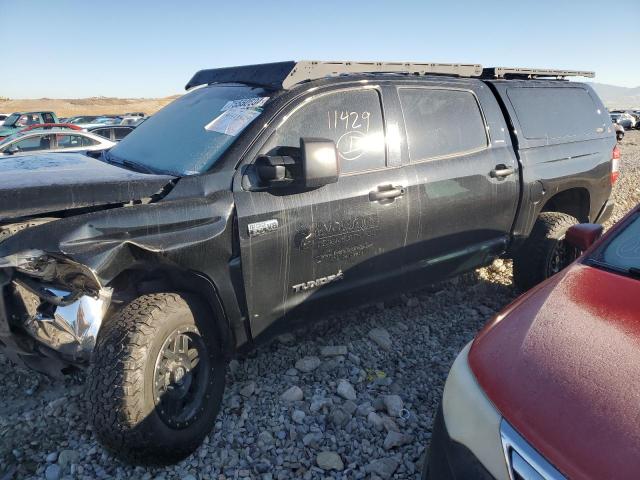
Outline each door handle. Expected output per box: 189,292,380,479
369,184,405,202
490,165,515,178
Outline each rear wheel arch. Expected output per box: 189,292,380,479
540,187,591,223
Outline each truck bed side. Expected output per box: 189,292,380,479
484,80,615,243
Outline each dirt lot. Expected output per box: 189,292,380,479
0,132,639,480
0,96,178,117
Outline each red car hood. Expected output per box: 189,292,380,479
470,263,640,480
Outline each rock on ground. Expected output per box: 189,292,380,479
320,345,348,356
280,385,303,402
384,431,414,450
316,451,344,471
368,327,393,350
294,356,321,372
383,394,404,417
336,379,357,400
366,457,401,479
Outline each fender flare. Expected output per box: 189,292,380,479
106,265,238,356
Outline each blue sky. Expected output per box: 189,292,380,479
2,0,638,98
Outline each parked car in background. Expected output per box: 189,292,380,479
425,203,640,479
0,111,58,139
66,115,100,125
86,124,135,142
88,116,123,127
66,115,123,129
0,114,10,125
613,121,625,141
610,110,637,129
119,116,140,125
611,109,640,128
124,112,145,118
0,128,115,157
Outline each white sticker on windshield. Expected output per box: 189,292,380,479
221,97,269,111
204,108,262,136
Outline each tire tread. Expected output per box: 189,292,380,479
87,293,210,464
513,212,578,291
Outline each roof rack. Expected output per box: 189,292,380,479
185,60,484,90
484,67,595,79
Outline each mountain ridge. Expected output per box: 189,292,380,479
587,83,640,109
1,82,639,115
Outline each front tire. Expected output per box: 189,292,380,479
88,293,226,465
513,212,579,291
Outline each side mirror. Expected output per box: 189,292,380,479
565,223,603,251
255,138,339,189
300,137,339,188
255,154,297,187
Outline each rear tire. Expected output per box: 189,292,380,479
513,212,579,291
88,293,226,465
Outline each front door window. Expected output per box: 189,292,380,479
263,89,387,174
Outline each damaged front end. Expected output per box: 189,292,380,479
0,152,181,375
0,249,112,376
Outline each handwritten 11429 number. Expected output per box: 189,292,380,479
328,111,371,132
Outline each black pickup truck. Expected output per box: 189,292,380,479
0,61,618,464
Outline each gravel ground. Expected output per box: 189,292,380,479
1,131,639,480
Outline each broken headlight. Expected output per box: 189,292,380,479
1,250,100,304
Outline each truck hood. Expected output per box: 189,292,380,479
469,263,640,479
0,153,176,221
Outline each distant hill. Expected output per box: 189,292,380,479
0,95,180,117
588,83,640,109
1,83,638,116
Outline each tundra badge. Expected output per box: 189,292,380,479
248,219,279,238
292,270,344,293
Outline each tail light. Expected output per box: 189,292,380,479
611,145,621,185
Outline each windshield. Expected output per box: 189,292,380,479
95,117,118,125
2,114,19,126
589,213,640,275
68,116,97,124
108,84,269,175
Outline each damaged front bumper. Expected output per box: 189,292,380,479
0,266,111,376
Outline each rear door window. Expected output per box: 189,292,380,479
93,128,111,139
114,127,132,140
81,136,100,147
507,87,603,139
398,88,488,162
56,134,84,149
264,89,386,174
42,113,55,123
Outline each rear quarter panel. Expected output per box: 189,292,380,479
489,81,615,238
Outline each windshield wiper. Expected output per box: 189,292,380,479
120,158,157,174
589,258,640,279
102,150,157,174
